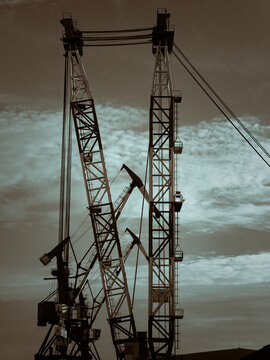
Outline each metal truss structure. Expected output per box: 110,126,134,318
64,21,137,359
35,8,184,360
35,6,270,360
35,171,144,360
148,10,183,359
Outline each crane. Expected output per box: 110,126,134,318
60,16,140,359
35,9,186,360
148,9,183,359
35,167,150,360
34,5,270,360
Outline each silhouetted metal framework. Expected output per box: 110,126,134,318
148,9,183,359
61,17,137,360
35,173,145,360
36,9,186,360
35,16,143,360
35,7,270,360
35,49,102,360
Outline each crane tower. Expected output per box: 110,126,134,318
35,6,270,360
148,9,183,359
35,8,184,360
61,17,137,359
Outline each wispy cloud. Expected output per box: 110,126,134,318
0,105,269,233
179,117,270,232
2,251,269,300
122,252,270,301
181,252,270,286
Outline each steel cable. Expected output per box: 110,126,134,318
130,150,149,311
174,43,270,159
58,55,68,244
82,27,153,33
84,40,152,47
82,34,152,41
172,47,270,168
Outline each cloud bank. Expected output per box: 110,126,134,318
2,251,270,301
0,105,269,233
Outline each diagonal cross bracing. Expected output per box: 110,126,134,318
148,44,182,359
68,49,136,359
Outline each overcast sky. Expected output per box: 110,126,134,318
0,0,270,359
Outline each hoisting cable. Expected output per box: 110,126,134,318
58,54,68,244
172,45,270,168
81,29,152,47
64,106,72,241
69,238,78,265
174,43,270,160
71,213,89,240
82,27,153,33
72,225,92,245
82,34,152,41
131,148,149,310
110,168,122,186
84,41,152,47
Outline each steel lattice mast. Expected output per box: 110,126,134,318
60,18,137,360
35,25,101,360
148,9,183,359
35,10,184,360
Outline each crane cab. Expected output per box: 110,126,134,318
37,301,59,326
174,191,184,212
173,90,182,103
174,138,183,154
175,249,183,262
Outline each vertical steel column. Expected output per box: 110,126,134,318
148,45,176,359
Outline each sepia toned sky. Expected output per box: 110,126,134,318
0,0,270,359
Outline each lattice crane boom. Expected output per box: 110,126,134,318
61,17,137,360
148,9,183,359
36,10,184,360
